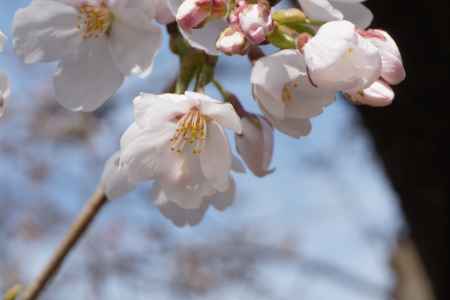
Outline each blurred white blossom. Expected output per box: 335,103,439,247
12,0,162,111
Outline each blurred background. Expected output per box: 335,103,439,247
0,1,448,300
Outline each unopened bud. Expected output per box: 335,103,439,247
216,26,250,55
233,0,274,44
176,0,211,31
235,114,274,177
296,32,311,53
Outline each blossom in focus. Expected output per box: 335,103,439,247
345,29,405,107
0,30,9,118
251,49,336,138
235,114,274,177
303,20,381,92
169,0,228,55
103,92,242,212
298,0,373,29
13,0,162,112
231,0,274,45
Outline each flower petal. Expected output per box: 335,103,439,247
0,30,6,52
120,123,180,183
332,2,373,29
152,181,209,227
12,0,82,64
200,121,231,192
180,20,229,55
53,38,124,111
209,176,236,211
108,20,162,77
260,104,312,138
0,72,10,118
346,80,394,107
298,0,344,21
101,152,136,199
134,93,192,129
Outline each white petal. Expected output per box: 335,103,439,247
346,80,394,107
209,176,236,211
0,72,10,118
304,20,381,91
367,30,405,85
12,0,82,64
260,104,312,138
109,0,157,29
101,152,135,199
298,0,344,21
193,92,242,134
53,38,124,111
236,115,274,177
251,50,304,119
180,20,229,56
120,123,180,182
332,2,373,29
108,20,162,76
155,0,176,24
0,31,6,52
200,121,232,192
152,182,209,227
134,93,192,129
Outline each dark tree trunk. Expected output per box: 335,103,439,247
360,1,449,299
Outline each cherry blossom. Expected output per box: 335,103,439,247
235,114,274,177
103,92,242,210
0,30,10,118
303,20,381,92
344,29,405,107
12,0,163,111
216,26,249,55
251,49,335,137
298,0,373,29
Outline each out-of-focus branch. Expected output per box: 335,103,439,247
247,46,265,65
20,187,108,300
391,237,435,300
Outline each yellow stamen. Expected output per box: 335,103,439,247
171,108,208,154
77,2,113,39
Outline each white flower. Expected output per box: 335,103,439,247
235,114,274,177
13,0,162,112
303,20,381,92
106,92,241,209
169,0,228,55
1,30,10,118
251,49,335,138
298,0,373,29
154,0,176,24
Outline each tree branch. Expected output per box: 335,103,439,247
20,187,108,300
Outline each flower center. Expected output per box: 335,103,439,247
282,80,299,103
170,108,208,154
77,3,113,39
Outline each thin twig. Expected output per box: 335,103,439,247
20,187,108,300
247,45,265,65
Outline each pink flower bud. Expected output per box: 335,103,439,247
345,80,394,107
176,0,211,31
233,0,274,44
359,29,406,85
235,114,274,177
216,26,249,55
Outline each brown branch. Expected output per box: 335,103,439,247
20,187,108,300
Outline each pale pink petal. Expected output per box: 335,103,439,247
298,0,344,21
260,104,312,138
101,152,135,199
200,121,231,192
209,176,236,211
108,19,162,76
346,80,394,107
12,0,82,64
332,2,373,29
54,38,124,111
195,95,242,134
0,72,10,118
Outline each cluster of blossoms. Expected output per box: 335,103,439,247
3,0,405,226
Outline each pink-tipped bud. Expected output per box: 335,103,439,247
235,114,274,177
176,0,211,31
233,0,274,45
216,26,250,55
359,29,406,85
296,32,312,53
211,0,228,18
345,80,395,107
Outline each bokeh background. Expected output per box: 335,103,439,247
1,1,448,300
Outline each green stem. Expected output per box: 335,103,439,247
211,79,229,100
